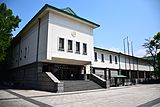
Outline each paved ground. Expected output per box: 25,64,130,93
0,84,160,107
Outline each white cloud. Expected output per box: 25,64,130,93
134,48,146,57
109,47,148,58
108,47,123,53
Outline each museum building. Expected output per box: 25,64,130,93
10,4,153,92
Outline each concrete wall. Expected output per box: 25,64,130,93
93,48,154,72
93,50,119,69
11,63,62,92
38,14,49,61
11,7,97,71
47,12,94,65
11,14,48,69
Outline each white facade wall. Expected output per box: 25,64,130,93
19,24,38,66
11,15,48,68
38,14,49,61
11,24,38,68
119,55,126,70
92,50,119,69
47,12,94,65
119,54,138,70
12,44,19,67
93,48,153,72
11,5,153,74
138,60,151,71
11,7,96,71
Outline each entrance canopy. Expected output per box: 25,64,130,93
112,74,126,78
41,57,91,65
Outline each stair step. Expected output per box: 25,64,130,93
61,80,103,92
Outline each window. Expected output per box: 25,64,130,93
16,52,18,62
59,38,64,51
94,52,98,61
109,55,112,63
76,42,80,54
83,43,87,55
68,40,73,52
115,56,118,64
101,54,104,62
24,47,27,58
20,49,22,60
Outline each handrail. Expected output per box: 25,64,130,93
45,72,61,83
90,73,106,88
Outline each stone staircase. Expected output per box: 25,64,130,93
62,80,103,92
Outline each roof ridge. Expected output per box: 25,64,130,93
61,7,77,16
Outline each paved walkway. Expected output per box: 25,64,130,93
0,84,160,107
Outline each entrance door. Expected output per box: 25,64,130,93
53,64,82,80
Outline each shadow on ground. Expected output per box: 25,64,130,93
137,97,160,107
140,79,160,84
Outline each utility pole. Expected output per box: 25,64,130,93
127,37,131,83
127,36,131,70
131,41,134,70
123,37,127,69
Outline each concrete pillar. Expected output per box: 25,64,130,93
37,62,43,72
129,70,131,79
144,71,146,81
104,69,107,80
84,66,87,80
129,70,131,83
137,70,140,83
93,68,95,74
126,70,132,85
119,69,121,75
105,69,110,88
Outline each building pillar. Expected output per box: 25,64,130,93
129,70,132,79
134,71,138,84
105,69,110,88
144,71,146,81
149,71,152,79
119,69,121,75
126,70,132,85
129,70,131,80
93,68,95,74
137,70,140,83
108,69,111,79
83,66,87,80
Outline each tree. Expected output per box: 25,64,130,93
156,52,160,77
0,3,21,63
143,32,160,79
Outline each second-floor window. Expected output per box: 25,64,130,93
94,52,98,61
101,54,104,62
115,56,118,64
20,49,22,60
83,43,87,55
59,38,64,51
16,52,18,62
24,47,27,58
76,42,80,54
68,40,73,52
109,55,112,63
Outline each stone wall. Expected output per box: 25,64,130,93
10,62,63,92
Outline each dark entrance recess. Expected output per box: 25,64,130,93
121,70,129,78
42,63,83,80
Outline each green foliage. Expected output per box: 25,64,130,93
157,52,160,73
0,3,21,62
143,32,160,78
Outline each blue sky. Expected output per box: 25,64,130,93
1,0,160,57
